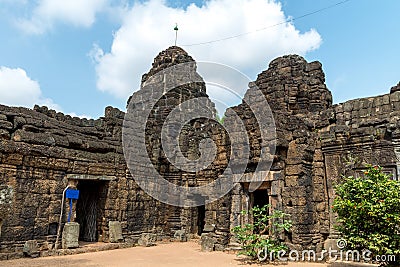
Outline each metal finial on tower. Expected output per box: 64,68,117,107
174,23,178,46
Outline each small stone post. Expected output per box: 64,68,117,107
62,222,80,249
108,221,123,243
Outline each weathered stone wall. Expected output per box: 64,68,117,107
0,104,133,258
320,84,400,242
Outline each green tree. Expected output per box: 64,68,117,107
215,113,225,124
232,204,292,261
332,165,400,266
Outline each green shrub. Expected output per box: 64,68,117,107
332,164,400,266
232,204,292,261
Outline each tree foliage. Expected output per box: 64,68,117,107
332,165,400,266
232,204,292,261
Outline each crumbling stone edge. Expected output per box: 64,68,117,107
0,242,135,261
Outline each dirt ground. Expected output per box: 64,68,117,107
0,241,328,267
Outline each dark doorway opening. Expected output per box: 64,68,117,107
197,205,206,235
252,189,269,209
251,189,269,234
76,180,107,242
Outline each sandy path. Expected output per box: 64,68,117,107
0,241,328,267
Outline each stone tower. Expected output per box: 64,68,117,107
123,46,231,246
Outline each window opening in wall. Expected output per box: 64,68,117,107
48,222,58,236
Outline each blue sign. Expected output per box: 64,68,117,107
66,189,80,200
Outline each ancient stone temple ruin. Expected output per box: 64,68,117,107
0,46,399,259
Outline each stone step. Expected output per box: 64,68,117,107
224,242,242,254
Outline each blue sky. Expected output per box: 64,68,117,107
0,0,398,118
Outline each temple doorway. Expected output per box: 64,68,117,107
251,189,269,209
76,180,107,242
250,189,269,234
197,205,206,235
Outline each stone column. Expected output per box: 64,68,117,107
0,185,13,238
392,135,400,180
229,183,242,229
228,183,244,245
323,153,342,250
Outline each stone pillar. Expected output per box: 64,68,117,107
62,222,80,249
108,221,123,243
323,153,342,250
0,185,13,238
392,136,400,180
229,183,242,229
243,187,250,225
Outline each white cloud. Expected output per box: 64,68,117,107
0,66,93,118
94,0,322,111
16,0,109,34
66,112,93,119
0,66,60,110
